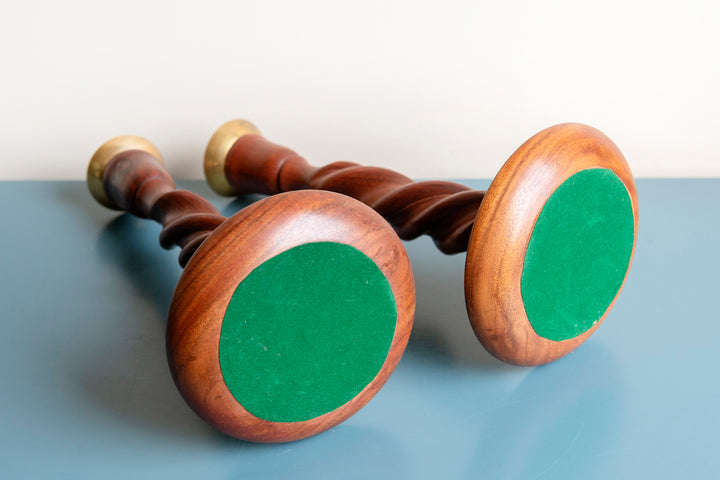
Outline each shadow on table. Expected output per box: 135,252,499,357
88,191,262,318
401,236,513,372
51,183,206,442
60,212,240,445
52,181,270,445
69,213,226,444
74,192,390,447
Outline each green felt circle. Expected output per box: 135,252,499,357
521,168,635,342
218,241,397,423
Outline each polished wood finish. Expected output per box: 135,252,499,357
466,124,638,365
168,191,414,442
99,149,223,266
88,137,415,441
209,120,638,365
219,129,483,254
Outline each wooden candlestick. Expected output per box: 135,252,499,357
87,136,415,442
204,120,639,366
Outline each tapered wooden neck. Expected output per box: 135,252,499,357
102,150,225,266
224,134,485,254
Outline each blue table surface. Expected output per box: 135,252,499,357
1,179,718,479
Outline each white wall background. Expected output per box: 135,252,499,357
0,0,718,180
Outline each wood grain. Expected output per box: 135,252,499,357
89,138,415,441
168,190,414,442
465,123,638,365
209,120,638,365
100,148,224,267
221,131,484,254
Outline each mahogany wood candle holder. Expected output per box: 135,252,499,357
87,136,415,442
204,120,639,366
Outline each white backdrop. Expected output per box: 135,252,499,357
1,0,717,180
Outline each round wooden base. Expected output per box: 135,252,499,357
465,123,638,365
167,191,415,442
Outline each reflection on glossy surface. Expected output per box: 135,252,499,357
470,344,620,479
231,425,407,478
1,180,719,478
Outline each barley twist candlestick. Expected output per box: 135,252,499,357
204,120,638,366
87,136,415,442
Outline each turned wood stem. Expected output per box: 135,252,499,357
209,121,639,367
90,135,417,441
225,135,485,254
103,150,225,267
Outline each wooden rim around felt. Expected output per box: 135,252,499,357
166,190,415,442
464,123,639,366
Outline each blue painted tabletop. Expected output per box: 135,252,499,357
1,179,718,479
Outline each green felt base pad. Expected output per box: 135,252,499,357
218,242,397,423
521,168,635,342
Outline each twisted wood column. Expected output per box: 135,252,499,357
207,124,484,254
89,139,224,267
205,120,639,367
87,135,415,442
